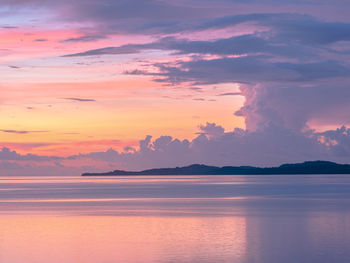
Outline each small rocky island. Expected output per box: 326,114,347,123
82,161,350,176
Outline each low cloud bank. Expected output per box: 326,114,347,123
1,123,349,175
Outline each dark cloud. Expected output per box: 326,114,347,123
62,34,313,58
217,92,242,96
62,45,142,57
1,26,18,29
0,0,216,37
61,35,105,43
110,15,350,131
34,38,48,42
63,97,96,102
140,57,348,84
0,129,49,134
58,13,350,56
198,13,350,44
2,0,350,36
58,0,214,34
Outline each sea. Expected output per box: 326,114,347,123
0,174,350,263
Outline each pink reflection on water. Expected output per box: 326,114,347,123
0,215,247,263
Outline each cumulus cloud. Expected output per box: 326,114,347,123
0,147,59,161
1,123,350,175
197,122,225,138
79,123,350,169
61,123,350,171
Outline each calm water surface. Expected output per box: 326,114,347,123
0,174,350,263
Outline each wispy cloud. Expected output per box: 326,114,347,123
217,92,241,96
0,142,54,150
62,45,141,57
0,129,49,134
34,38,48,42
1,26,18,29
63,97,96,102
61,35,105,43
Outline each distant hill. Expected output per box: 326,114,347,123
82,161,350,176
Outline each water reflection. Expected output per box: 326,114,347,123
0,175,350,262
244,212,350,263
0,216,247,263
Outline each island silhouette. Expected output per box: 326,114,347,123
82,161,350,176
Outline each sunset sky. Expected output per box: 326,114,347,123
1,0,350,175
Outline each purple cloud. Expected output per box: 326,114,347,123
0,129,49,134
67,123,350,171
0,147,59,161
1,123,350,175
61,35,105,43
217,92,241,96
63,97,96,102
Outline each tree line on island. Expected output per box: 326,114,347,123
82,161,350,176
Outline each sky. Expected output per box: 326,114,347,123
1,0,350,175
